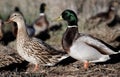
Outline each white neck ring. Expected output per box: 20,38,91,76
39,13,45,16
67,26,78,28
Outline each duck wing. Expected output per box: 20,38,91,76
75,33,119,55
23,38,69,65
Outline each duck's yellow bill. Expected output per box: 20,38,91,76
53,16,63,21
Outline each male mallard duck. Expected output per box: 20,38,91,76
55,9,120,69
88,1,120,27
32,3,50,40
0,19,4,40
6,12,68,72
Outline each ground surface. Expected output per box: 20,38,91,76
0,43,120,77
0,59,120,77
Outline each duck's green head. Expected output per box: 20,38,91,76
40,3,46,13
56,9,78,26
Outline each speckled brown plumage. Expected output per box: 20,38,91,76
7,12,68,72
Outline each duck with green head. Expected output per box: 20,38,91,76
55,9,120,69
33,3,50,40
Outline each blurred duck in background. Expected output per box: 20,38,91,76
32,3,50,41
87,1,120,28
31,2,63,40
33,3,49,35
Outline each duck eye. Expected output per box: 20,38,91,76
14,14,17,16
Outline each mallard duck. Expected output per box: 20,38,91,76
6,12,69,72
0,19,3,40
32,3,50,39
88,1,120,27
55,9,120,69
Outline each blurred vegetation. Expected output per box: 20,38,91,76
0,0,117,23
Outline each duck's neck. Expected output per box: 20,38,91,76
39,13,45,16
40,8,45,15
62,25,78,52
16,20,29,41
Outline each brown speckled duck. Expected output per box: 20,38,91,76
7,12,69,72
88,1,120,26
55,9,120,69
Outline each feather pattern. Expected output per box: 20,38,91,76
7,12,69,72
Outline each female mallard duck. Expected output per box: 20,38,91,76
7,12,69,72
32,3,50,40
88,1,120,26
55,9,120,69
